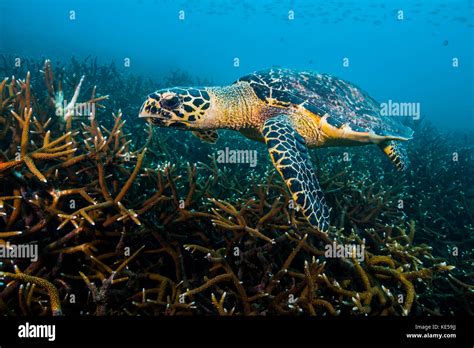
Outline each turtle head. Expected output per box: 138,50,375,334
139,87,211,129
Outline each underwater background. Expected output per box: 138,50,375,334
0,0,473,316
2,0,473,129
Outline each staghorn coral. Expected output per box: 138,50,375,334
0,58,472,317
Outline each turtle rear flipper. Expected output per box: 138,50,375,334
261,114,330,231
379,140,409,171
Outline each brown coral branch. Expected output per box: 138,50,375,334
0,271,63,316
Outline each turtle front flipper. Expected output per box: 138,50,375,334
378,140,409,171
192,130,219,144
261,115,330,231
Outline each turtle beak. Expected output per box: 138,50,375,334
139,98,173,127
139,98,162,121
138,98,154,118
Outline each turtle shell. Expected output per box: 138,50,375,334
236,68,414,139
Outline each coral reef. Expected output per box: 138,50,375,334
0,57,472,316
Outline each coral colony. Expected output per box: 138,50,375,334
0,58,472,317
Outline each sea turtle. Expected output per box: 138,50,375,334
139,68,413,232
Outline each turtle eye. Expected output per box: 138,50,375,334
161,95,180,109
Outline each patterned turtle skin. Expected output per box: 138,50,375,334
139,68,414,232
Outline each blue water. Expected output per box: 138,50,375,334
1,0,473,129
